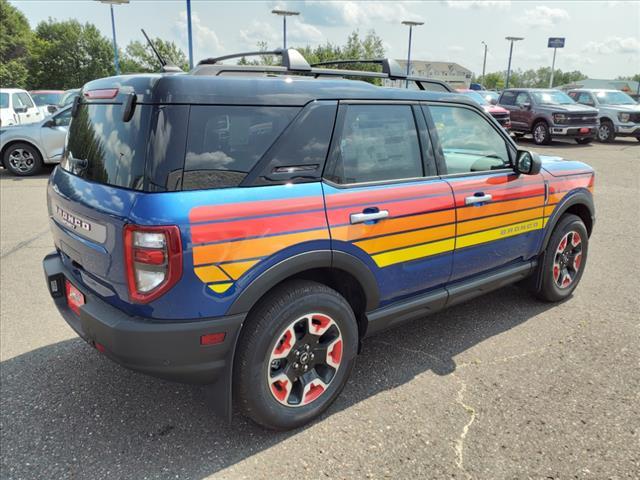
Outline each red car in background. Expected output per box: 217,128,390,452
457,89,511,131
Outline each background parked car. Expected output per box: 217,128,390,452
0,106,71,176
568,89,640,143
30,90,65,117
499,88,598,145
0,88,45,127
58,88,80,108
457,89,511,130
483,90,500,105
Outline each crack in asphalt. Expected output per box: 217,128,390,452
366,339,449,368
453,378,477,480
0,228,49,259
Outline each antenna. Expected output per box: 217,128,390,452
140,29,183,72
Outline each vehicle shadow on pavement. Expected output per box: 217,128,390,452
0,285,558,479
0,165,55,181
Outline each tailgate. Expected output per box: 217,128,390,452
47,167,137,310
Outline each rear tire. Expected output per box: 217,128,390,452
597,120,615,143
234,280,358,430
535,214,589,302
3,142,43,176
532,121,551,145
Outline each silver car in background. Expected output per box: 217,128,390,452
568,89,640,143
0,106,71,176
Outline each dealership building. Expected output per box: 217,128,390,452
383,59,473,89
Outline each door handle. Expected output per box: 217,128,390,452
465,193,492,205
350,210,389,224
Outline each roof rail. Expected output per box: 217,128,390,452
198,48,312,72
310,59,407,79
193,48,453,93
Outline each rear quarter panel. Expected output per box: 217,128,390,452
129,182,330,320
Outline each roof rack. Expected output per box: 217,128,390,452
194,48,452,92
198,48,311,72
310,59,406,79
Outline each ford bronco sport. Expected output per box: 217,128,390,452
43,49,595,430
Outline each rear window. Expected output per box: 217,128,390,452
62,103,152,190
0,93,8,109
182,106,299,190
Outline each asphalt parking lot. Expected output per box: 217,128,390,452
1,138,638,480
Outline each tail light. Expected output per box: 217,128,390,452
124,224,182,303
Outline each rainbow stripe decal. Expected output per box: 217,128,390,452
189,171,594,294
190,195,329,293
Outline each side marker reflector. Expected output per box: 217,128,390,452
200,333,226,346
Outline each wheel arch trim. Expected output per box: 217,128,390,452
226,250,379,316
541,189,594,252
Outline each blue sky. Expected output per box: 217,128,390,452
11,0,640,78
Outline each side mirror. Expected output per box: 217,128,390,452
489,98,498,105
522,102,531,110
14,106,27,114
514,150,541,175
43,119,55,128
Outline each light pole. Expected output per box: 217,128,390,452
481,41,488,86
98,0,129,76
271,9,300,49
402,20,424,88
504,36,524,89
186,0,194,69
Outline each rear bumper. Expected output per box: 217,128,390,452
43,252,245,384
550,125,597,138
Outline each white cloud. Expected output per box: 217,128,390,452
295,1,422,26
583,36,640,55
239,19,323,49
175,11,223,56
519,6,570,28
444,1,511,9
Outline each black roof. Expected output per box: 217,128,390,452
83,73,476,107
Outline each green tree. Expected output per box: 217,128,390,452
616,74,640,82
0,0,33,88
481,72,505,90
28,19,114,89
120,38,189,73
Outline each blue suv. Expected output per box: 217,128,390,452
43,49,595,430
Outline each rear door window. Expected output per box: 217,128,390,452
182,106,299,190
324,104,423,184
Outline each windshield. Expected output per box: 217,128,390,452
595,91,636,105
59,90,79,106
532,91,575,105
0,93,8,109
31,92,63,106
461,91,489,105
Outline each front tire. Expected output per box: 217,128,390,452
535,214,589,302
532,121,551,145
3,142,43,176
597,120,615,143
234,280,358,430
